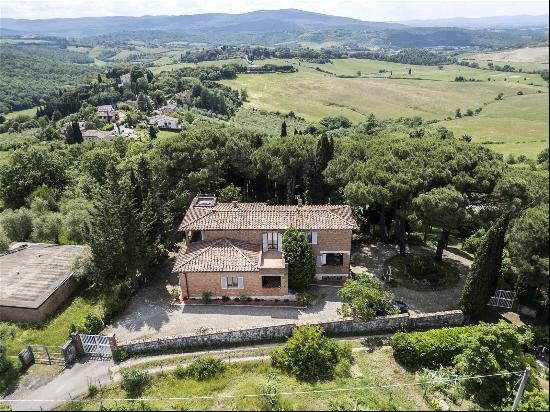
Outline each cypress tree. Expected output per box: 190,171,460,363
460,214,510,317
87,165,140,288
149,125,157,139
280,120,287,137
282,227,316,292
309,134,334,204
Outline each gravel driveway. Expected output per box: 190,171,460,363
106,275,344,342
351,242,472,314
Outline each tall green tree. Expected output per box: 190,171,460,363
460,214,510,317
253,134,315,204
0,146,68,208
507,204,549,303
308,134,334,204
128,156,166,272
413,186,468,261
87,165,140,287
282,227,316,292
280,120,287,137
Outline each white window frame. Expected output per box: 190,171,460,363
303,231,318,244
266,232,279,250
221,276,244,289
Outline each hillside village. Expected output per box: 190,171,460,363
0,6,549,412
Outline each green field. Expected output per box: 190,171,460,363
220,57,548,158
440,93,549,158
458,46,549,73
5,107,39,119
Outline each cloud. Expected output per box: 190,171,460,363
1,0,548,20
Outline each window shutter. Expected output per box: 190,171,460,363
321,254,327,265
316,255,323,266
311,231,318,244
238,277,244,289
221,277,227,289
277,233,283,251
262,233,268,252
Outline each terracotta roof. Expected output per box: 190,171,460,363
178,199,358,231
173,238,260,273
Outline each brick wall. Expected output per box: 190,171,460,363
180,270,289,298
119,310,465,354
203,228,352,278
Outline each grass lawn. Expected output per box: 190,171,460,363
5,107,39,119
59,347,434,411
156,129,181,139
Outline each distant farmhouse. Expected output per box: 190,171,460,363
0,243,82,323
97,105,119,123
174,195,357,300
118,73,131,88
82,129,117,141
149,114,180,130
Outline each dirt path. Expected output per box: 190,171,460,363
351,242,472,313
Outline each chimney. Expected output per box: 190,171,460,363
297,197,303,208
232,200,238,208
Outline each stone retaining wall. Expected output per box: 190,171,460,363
119,310,465,355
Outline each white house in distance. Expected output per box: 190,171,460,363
118,73,131,87
149,114,180,130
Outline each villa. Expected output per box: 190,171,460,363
173,195,357,300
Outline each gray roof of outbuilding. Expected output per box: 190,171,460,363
0,243,82,309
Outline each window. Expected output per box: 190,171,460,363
267,232,278,250
227,277,239,288
322,253,344,266
221,276,244,289
303,231,317,244
262,276,282,288
190,230,203,243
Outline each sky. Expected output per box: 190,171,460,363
0,0,548,21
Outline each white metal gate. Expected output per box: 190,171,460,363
488,290,515,309
80,334,112,357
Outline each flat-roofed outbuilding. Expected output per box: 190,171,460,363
0,243,82,323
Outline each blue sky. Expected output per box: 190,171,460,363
1,0,548,20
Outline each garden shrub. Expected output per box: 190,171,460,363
78,313,104,334
201,291,212,304
102,282,132,323
121,369,150,398
454,322,528,407
87,383,99,397
296,292,311,306
338,274,397,320
182,356,227,381
391,325,475,368
113,349,129,363
271,325,352,381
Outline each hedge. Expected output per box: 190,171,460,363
391,325,476,368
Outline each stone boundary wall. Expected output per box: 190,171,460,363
119,310,465,355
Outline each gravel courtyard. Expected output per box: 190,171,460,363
106,266,344,342
107,242,472,342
